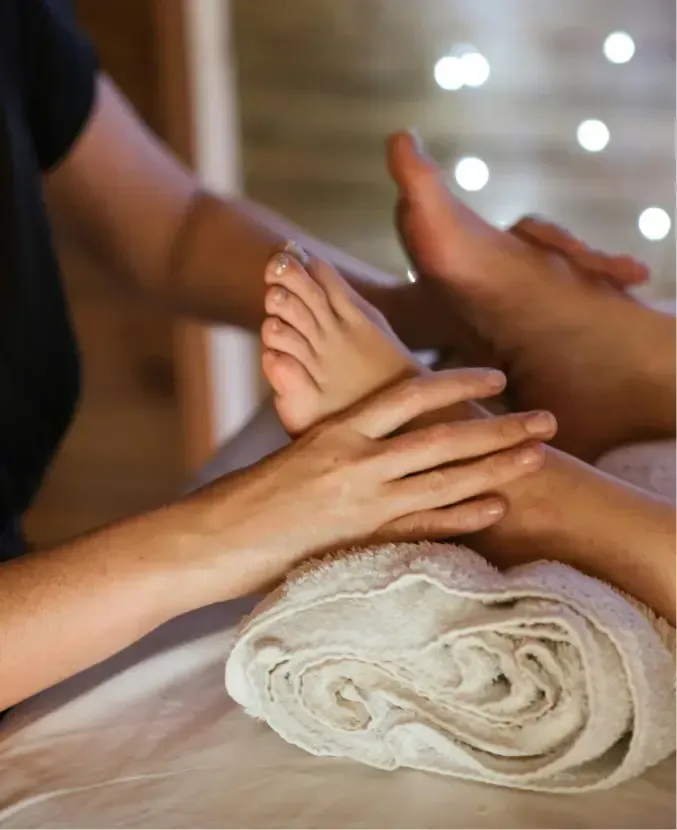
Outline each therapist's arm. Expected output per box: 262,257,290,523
44,75,442,349
0,508,200,711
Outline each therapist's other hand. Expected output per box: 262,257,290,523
510,215,649,292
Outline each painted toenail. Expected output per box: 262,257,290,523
271,286,287,304
283,240,309,266
272,253,293,276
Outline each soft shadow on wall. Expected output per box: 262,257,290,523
232,0,675,298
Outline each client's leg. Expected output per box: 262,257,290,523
388,132,676,462
261,251,675,623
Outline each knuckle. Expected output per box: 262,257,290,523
427,468,450,495
388,378,426,414
476,453,505,483
396,514,427,537
401,375,427,403
441,507,474,535
496,416,524,443
428,422,455,444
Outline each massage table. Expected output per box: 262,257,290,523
0,401,674,829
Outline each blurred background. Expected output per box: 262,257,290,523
25,0,675,546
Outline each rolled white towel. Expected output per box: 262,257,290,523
226,543,675,793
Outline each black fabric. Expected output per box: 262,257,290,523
0,0,97,559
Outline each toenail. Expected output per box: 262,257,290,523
270,286,287,304
272,253,293,276
283,240,309,266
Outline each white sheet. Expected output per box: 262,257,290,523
0,598,674,830
0,402,674,829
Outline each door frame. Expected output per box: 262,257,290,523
152,0,215,473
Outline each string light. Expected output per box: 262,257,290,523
576,119,610,152
455,157,490,191
638,208,671,241
603,31,636,64
434,46,490,90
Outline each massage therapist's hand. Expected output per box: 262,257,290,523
0,369,552,711
181,369,550,606
510,215,650,291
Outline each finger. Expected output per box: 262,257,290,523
568,247,630,280
376,411,557,480
511,216,584,255
511,216,616,274
387,442,546,515
511,216,649,287
376,497,507,541
346,369,507,438
605,255,650,285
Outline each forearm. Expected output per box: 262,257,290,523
46,77,432,348
162,192,425,339
0,500,229,711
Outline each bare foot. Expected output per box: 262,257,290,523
260,246,560,503
260,251,418,434
388,131,675,461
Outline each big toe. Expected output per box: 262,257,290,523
387,131,450,211
388,131,498,286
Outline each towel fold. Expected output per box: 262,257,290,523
226,542,675,793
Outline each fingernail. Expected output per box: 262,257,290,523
482,500,506,519
283,240,310,266
517,444,545,467
485,370,507,390
525,411,557,435
271,253,293,277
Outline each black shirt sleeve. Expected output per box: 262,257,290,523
18,0,99,171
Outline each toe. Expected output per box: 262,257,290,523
308,257,392,332
261,317,318,377
387,130,448,208
265,253,338,331
265,286,321,348
305,257,359,323
260,349,320,435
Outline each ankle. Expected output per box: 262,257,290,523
468,447,571,567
